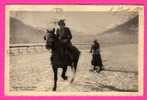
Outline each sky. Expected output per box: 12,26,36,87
10,11,137,35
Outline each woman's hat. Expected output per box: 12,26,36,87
93,40,97,43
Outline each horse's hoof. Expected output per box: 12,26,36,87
52,88,56,91
96,70,101,73
70,79,74,83
62,76,68,80
63,76,68,80
89,69,94,72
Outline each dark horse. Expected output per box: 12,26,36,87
44,29,80,91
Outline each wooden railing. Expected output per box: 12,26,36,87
9,43,91,55
9,43,45,48
9,43,91,48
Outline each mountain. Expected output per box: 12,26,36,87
102,15,138,34
96,15,138,46
10,17,45,44
10,14,138,45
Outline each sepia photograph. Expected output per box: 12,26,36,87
5,5,144,96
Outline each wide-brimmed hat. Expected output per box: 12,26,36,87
58,19,65,26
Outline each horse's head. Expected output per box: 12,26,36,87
45,28,56,49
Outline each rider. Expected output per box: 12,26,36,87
56,19,73,60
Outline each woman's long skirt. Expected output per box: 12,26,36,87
91,54,103,67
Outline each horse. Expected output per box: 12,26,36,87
44,29,80,91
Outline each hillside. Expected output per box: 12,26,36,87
96,15,138,47
10,17,45,44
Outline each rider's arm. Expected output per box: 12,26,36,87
90,45,93,53
44,35,46,40
67,28,72,40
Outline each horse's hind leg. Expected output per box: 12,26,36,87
61,66,68,80
52,67,58,91
70,65,76,83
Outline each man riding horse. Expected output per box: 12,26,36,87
56,19,73,60
44,19,80,91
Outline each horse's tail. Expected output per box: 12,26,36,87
70,48,81,83
73,49,80,72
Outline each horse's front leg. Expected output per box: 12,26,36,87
61,66,68,80
52,67,58,91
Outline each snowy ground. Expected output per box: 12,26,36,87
9,44,138,92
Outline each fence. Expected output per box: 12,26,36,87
9,43,91,55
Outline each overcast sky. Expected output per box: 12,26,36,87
10,11,137,35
